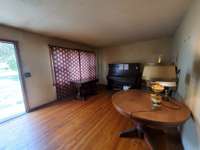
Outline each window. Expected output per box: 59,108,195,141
49,46,96,99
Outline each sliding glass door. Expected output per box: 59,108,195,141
0,41,26,123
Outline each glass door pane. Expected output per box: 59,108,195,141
0,41,25,123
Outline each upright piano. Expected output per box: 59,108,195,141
107,63,141,90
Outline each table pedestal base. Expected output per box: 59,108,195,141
119,127,144,138
119,125,183,150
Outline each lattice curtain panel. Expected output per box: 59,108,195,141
80,51,96,80
49,46,96,100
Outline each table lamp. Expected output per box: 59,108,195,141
142,64,177,100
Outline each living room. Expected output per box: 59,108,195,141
0,0,199,149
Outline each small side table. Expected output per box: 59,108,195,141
71,79,98,100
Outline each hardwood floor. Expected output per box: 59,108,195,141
0,91,148,150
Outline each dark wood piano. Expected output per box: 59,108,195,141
107,63,141,90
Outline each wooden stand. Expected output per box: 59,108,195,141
71,79,98,100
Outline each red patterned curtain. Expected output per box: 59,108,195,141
49,46,96,100
80,51,96,80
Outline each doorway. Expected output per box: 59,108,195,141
0,40,26,123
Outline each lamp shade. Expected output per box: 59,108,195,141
142,64,176,82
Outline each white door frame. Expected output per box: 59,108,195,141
0,39,30,112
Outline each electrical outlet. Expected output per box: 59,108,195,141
24,72,31,78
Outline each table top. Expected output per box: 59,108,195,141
70,79,98,84
112,90,191,127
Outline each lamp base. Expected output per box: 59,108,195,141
163,89,170,101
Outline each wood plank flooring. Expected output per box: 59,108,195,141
0,91,148,150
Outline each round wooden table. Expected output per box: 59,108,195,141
112,90,191,150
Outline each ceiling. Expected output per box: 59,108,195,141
0,0,191,47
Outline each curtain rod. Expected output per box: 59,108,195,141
48,44,95,54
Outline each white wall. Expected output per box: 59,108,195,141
173,0,200,149
0,25,95,109
99,37,174,84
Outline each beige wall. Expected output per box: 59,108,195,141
173,0,200,149
0,25,95,109
99,37,174,84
